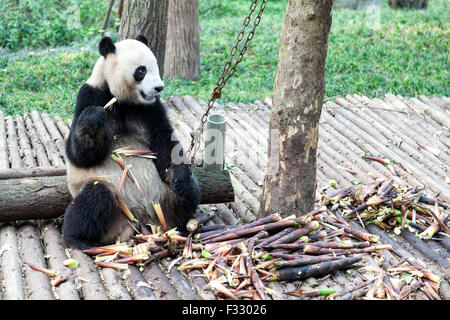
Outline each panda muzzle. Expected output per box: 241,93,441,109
140,90,156,101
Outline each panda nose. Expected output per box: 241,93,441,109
154,86,164,93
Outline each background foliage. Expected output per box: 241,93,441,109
0,0,448,117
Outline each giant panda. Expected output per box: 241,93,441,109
63,35,200,250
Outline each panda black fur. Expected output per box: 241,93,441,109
63,36,200,249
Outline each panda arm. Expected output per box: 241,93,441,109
148,115,182,177
150,127,193,197
147,104,191,183
66,84,114,167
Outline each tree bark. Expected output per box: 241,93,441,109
388,0,427,9
118,0,169,76
164,0,201,80
258,0,333,219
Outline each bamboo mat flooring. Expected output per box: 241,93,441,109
0,94,448,300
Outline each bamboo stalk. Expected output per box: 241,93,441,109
257,227,295,247
200,213,282,242
304,241,371,249
275,255,341,269
266,221,320,245
324,220,380,243
303,244,391,255
195,225,237,240
203,218,298,244
287,288,335,298
186,215,214,232
274,256,362,281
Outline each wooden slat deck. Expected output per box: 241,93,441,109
0,94,448,300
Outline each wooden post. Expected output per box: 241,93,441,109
203,114,226,171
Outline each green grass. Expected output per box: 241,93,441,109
0,0,448,118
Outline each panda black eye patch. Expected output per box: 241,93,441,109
134,66,147,82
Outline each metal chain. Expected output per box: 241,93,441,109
187,0,268,166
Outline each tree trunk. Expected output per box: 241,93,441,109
164,0,201,80
118,0,169,76
258,0,333,219
388,0,428,9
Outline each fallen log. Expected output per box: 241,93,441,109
0,176,71,221
0,166,234,222
0,167,66,179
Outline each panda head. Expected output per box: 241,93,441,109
94,35,164,105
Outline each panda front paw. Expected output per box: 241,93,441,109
165,164,191,198
76,106,108,139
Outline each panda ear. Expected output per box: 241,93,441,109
135,34,149,47
99,36,116,57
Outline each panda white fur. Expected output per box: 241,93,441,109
63,35,200,249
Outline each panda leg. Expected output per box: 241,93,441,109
63,182,120,250
171,173,201,233
182,173,201,213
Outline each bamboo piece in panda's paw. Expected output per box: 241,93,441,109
103,97,117,110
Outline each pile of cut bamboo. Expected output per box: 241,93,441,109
78,207,397,300
360,257,442,300
320,178,449,240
